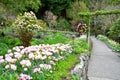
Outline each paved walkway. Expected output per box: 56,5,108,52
88,36,120,80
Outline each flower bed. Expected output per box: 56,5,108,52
0,44,72,80
97,35,120,52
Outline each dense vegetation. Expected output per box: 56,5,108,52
0,32,88,79
0,0,120,80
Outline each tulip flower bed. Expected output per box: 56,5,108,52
97,35,120,52
0,43,73,80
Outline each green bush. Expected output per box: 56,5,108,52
0,36,22,48
0,29,2,36
57,18,70,31
109,17,120,42
44,33,70,44
31,38,44,45
0,43,9,55
31,32,70,45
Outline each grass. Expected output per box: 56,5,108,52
47,54,80,80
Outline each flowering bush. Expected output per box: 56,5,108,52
13,11,47,47
0,43,72,80
97,35,120,52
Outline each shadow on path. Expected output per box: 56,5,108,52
88,36,120,80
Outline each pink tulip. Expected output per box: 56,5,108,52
33,68,42,73
0,59,4,64
11,64,17,71
19,73,32,80
20,60,31,67
14,52,22,59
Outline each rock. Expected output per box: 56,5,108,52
71,53,89,80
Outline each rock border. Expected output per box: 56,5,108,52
71,53,89,80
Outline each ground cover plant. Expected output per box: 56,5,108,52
97,35,120,52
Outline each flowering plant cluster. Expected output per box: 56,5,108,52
97,35,120,52
0,43,72,80
12,11,47,47
13,11,44,34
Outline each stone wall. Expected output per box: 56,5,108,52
71,53,89,80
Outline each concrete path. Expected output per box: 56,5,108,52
88,36,120,80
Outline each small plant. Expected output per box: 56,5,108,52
12,11,46,47
0,36,22,48
71,38,88,54
0,43,9,55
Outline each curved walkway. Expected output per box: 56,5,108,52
88,36,120,80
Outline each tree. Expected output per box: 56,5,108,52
41,0,72,16
66,1,89,24
0,0,41,13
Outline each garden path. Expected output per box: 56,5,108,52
88,36,120,80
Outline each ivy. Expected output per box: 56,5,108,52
78,10,120,16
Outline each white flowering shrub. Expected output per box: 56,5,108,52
13,11,47,47
0,43,72,80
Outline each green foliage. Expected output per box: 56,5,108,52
45,33,70,44
12,11,46,47
50,17,70,31
47,54,79,80
31,32,70,45
109,17,120,41
0,71,18,80
31,38,44,45
0,0,41,13
78,10,120,16
0,29,2,36
0,36,22,55
41,0,72,16
67,1,89,23
57,18,70,31
97,35,120,52
108,0,120,5
71,38,88,54
0,36,22,48
0,43,9,55
72,75,80,80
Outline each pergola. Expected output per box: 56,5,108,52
78,10,120,50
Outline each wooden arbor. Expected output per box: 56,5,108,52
78,10,120,49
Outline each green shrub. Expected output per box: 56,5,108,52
0,29,2,36
44,33,70,44
0,43,9,55
109,17,120,42
31,32,70,45
57,18,70,31
31,38,44,45
0,36,22,48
